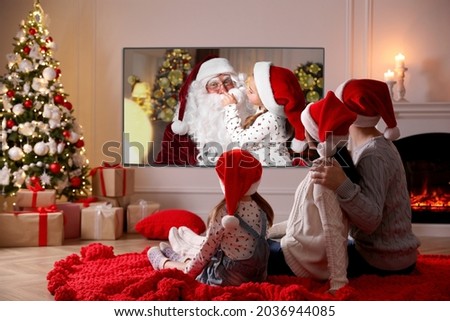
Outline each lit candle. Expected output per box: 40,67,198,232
395,53,405,69
384,69,395,82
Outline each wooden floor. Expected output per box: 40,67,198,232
0,234,449,301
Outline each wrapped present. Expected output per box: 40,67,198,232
16,188,56,208
95,195,131,209
91,165,134,197
127,200,160,233
0,208,64,247
56,202,81,239
81,204,123,240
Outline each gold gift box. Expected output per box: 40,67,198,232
0,211,64,247
16,189,56,208
81,206,124,240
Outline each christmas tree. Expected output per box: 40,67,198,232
149,49,192,122
0,1,90,201
294,62,324,103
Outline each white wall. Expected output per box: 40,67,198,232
1,0,449,222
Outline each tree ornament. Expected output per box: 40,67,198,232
29,176,40,186
23,143,33,154
63,101,73,110
23,99,33,108
62,130,71,139
29,27,37,35
6,89,15,98
54,94,64,105
23,46,31,55
42,67,56,81
74,139,84,148
49,162,62,174
70,176,81,188
33,141,49,156
55,68,61,78
6,119,16,129
8,146,24,161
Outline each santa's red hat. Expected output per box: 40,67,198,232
253,61,307,153
215,149,262,229
334,79,400,140
301,91,356,157
171,57,236,135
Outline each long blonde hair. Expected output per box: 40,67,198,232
207,192,274,227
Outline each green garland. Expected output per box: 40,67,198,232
294,62,324,103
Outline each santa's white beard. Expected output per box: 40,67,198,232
183,86,253,155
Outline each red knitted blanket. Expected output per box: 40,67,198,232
47,243,450,300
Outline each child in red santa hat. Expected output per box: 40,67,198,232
148,148,274,286
221,61,307,166
267,91,359,293
311,79,420,278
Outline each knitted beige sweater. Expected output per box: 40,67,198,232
273,171,349,292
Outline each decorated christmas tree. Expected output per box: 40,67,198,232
294,62,324,103
149,48,192,122
0,0,90,201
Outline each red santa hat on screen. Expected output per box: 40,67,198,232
334,78,400,140
215,149,262,230
171,57,236,135
301,91,357,157
253,61,307,153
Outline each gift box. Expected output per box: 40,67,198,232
0,210,64,247
56,202,81,239
91,166,135,197
16,188,56,208
81,205,124,240
126,200,160,233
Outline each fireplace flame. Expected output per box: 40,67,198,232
410,188,450,211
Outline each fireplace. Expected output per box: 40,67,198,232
393,132,450,224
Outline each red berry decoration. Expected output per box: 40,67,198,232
74,139,84,148
23,46,31,55
23,99,33,108
6,119,16,128
54,94,64,105
49,162,62,174
6,90,14,98
70,176,82,188
63,101,73,110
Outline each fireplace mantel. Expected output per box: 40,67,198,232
392,102,450,138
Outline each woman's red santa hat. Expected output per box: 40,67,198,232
171,57,237,135
253,61,307,153
215,149,262,230
301,91,356,157
334,78,400,140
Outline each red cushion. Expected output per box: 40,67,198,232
135,208,206,240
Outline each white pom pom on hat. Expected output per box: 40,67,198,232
335,78,401,140
215,149,262,230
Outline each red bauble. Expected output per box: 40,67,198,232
23,99,33,108
63,101,73,110
23,46,30,55
29,28,36,35
49,162,62,174
62,130,71,139
55,68,61,78
54,94,64,105
6,119,16,128
74,139,84,148
70,176,82,188
40,46,48,53
46,36,53,43
6,90,14,98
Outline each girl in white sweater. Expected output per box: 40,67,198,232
267,91,359,293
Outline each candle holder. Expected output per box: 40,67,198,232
385,80,396,101
395,66,408,102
